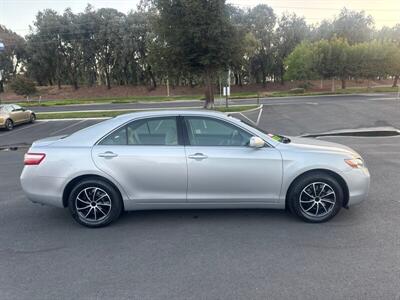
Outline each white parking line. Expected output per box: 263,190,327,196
49,119,88,136
0,121,49,138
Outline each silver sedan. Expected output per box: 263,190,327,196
20,110,370,227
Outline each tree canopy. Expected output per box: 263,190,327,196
0,4,400,103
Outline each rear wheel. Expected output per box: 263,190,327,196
30,113,36,123
68,179,123,228
5,119,13,131
287,172,343,223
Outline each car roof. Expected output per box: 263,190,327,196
114,109,226,122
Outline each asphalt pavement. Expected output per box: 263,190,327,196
1,94,400,299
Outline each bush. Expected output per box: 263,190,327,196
289,88,305,94
9,76,37,96
297,82,314,90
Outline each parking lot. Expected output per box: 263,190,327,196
1,95,400,299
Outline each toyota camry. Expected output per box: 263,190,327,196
20,110,370,227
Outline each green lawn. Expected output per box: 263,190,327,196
36,105,259,120
17,94,205,107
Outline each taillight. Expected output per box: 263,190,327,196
24,153,46,165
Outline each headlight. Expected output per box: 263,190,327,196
345,158,364,169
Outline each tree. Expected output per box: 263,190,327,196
284,42,317,81
376,24,400,87
275,13,309,84
333,8,374,45
246,5,276,85
10,75,37,96
154,0,239,108
312,38,350,91
0,25,26,92
93,8,124,89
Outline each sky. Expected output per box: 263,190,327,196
0,0,399,37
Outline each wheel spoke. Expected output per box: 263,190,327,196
320,201,328,213
300,199,314,203
312,183,317,197
85,207,93,218
77,205,91,211
92,188,98,202
323,191,334,197
96,193,107,202
304,202,317,212
321,198,335,205
84,189,91,202
77,197,90,205
318,184,326,196
97,206,107,217
98,202,111,207
303,190,314,199
314,203,320,215
93,207,97,220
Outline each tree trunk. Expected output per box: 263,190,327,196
341,78,346,89
73,79,79,90
147,66,157,90
166,77,170,97
0,80,4,93
105,71,111,90
393,75,399,88
331,78,336,92
234,73,239,85
280,65,285,85
262,69,266,87
204,69,214,109
320,79,324,89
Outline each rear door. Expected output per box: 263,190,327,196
183,116,282,203
92,116,188,203
10,105,27,123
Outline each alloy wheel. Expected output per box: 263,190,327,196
299,182,336,218
75,187,112,223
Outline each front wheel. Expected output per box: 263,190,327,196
30,113,36,123
287,172,343,223
68,179,123,228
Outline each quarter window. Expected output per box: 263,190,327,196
185,117,252,146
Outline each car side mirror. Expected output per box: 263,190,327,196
249,136,265,148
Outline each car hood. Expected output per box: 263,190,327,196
276,136,361,157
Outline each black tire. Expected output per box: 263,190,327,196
30,113,36,123
5,119,13,131
68,178,123,228
287,172,343,223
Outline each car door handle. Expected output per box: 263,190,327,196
188,153,208,160
98,151,118,158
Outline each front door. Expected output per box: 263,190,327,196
183,116,282,203
92,116,187,203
